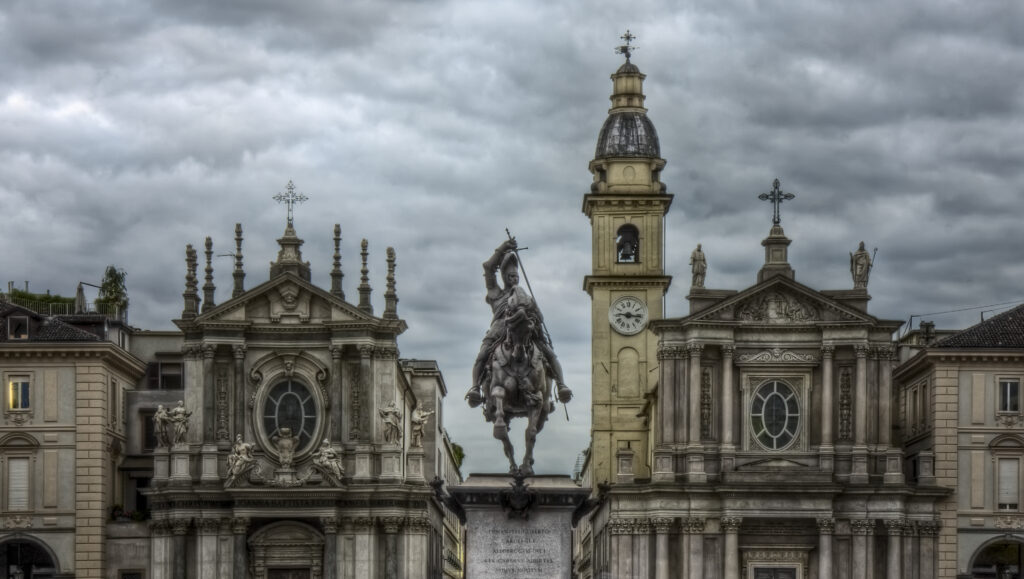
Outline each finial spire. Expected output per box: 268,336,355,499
384,247,398,319
202,236,216,313
273,180,308,227
358,239,373,314
330,224,345,300
232,223,245,298
616,30,636,61
182,244,200,319
758,178,796,227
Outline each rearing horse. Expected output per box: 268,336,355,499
483,286,553,475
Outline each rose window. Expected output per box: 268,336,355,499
750,380,799,450
262,379,318,453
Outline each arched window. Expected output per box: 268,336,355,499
262,378,318,453
616,225,639,263
750,380,800,450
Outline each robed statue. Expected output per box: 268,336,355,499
465,237,572,475
850,241,872,289
690,243,707,288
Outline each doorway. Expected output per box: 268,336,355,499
267,570,311,579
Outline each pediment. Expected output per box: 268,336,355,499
688,277,874,325
194,273,375,326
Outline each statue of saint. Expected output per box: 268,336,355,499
225,434,258,488
690,243,707,288
379,401,403,445
153,404,171,448
465,238,571,407
272,427,299,469
167,401,192,446
311,439,345,483
409,402,435,448
850,241,872,289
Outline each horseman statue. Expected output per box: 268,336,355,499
466,237,572,475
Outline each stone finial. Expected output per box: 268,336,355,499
232,223,245,298
358,239,373,314
330,224,345,300
383,247,398,319
182,244,200,319
202,236,216,313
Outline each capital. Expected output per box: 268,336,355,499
201,343,217,359
320,516,339,534
380,516,405,534
854,344,870,358
651,517,674,534
815,517,835,534
358,344,374,358
231,517,250,535
721,344,735,358
850,518,874,535
687,343,704,359
329,344,343,359
820,344,835,358
721,516,742,533
883,518,905,536
233,344,247,359
170,517,192,535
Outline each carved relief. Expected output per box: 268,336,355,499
736,291,817,323
4,515,31,529
216,366,229,442
993,516,1024,530
268,281,312,323
700,368,713,440
736,348,818,364
838,367,852,441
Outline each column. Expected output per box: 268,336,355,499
722,517,742,579
202,344,216,442
916,520,940,579
329,345,343,441
851,519,872,579
197,518,221,579
721,346,736,472
354,345,374,481
233,345,246,438
654,346,677,481
884,519,904,579
232,518,250,579
880,346,904,484
902,520,916,579
852,344,870,483
685,517,704,579
150,520,171,579
652,518,673,579
817,518,835,579
381,517,404,579
687,345,705,482
322,517,339,579
170,518,191,579
820,345,835,472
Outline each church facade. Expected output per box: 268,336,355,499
576,47,947,579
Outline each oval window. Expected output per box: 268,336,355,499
263,379,318,453
751,380,799,450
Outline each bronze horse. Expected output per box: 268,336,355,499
483,287,554,475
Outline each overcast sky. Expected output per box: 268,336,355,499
2,1,1023,475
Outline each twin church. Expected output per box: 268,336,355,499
0,37,1017,579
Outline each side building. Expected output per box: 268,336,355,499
894,305,1024,579
579,50,948,578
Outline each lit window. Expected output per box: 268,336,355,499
751,380,800,450
8,377,30,411
999,458,1020,511
1000,380,1020,413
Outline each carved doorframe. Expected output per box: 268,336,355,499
249,521,325,579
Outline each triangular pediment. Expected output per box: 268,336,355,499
192,273,377,326
687,277,875,325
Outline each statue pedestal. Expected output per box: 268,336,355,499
449,474,589,579
169,445,191,487
153,448,170,485
406,448,425,481
379,447,403,482
273,468,298,485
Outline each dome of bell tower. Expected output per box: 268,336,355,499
593,49,661,160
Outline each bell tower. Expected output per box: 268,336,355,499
583,33,672,485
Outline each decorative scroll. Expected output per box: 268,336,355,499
838,367,852,441
737,348,818,364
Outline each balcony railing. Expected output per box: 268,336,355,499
0,292,126,321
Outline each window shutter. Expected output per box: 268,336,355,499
8,458,29,511
999,458,1019,508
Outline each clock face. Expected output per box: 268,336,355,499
609,296,649,335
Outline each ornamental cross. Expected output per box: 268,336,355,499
616,30,636,61
273,181,308,225
758,178,795,226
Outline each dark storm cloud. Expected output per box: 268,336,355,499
2,0,1023,473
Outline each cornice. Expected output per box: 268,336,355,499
893,348,1024,381
584,275,672,295
0,342,147,377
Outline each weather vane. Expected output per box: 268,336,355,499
758,178,795,226
273,181,308,226
616,30,636,61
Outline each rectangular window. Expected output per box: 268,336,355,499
8,457,30,511
109,379,118,426
909,388,918,433
8,376,30,410
1000,379,1021,413
7,316,29,340
146,362,183,390
999,458,1020,511
141,410,157,452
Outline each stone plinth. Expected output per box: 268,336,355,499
450,474,590,579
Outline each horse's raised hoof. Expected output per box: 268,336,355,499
465,387,484,408
557,383,573,403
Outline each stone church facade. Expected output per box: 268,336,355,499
576,51,947,579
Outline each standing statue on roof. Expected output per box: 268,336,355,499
850,241,873,289
466,237,572,475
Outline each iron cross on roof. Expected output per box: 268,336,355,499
274,181,308,226
616,30,636,61
758,178,795,226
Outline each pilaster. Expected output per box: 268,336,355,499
686,344,705,483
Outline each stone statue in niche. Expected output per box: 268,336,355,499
690,244,707,288
410,402,435,448
379,401,403,445
225,434,260,488
167,401,192,446
311,439,345,484
850,241,873,289
153,405,172,448
272,427,299,469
